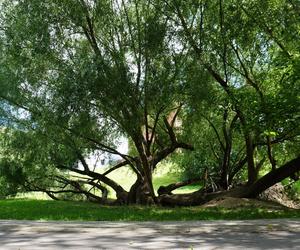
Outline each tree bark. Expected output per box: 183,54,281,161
244,156,300,198
157,178,201,195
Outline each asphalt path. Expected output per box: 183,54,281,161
0,219,299,249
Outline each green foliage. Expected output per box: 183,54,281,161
168,0,300,186
0,177,21,198
0,0,299,202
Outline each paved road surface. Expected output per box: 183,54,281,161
0,219,299,249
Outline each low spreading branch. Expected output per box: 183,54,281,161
158,178,201,195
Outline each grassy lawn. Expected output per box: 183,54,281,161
0,199,299,221
10,163,299,221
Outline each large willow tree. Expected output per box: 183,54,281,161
0,0,299,205
0,0,194,204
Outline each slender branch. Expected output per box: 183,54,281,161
170,103,183,128
228,156,247,183
121,0,138,63
102,160,130,176
149,106,165,148
219,0,228,82
254,133,299,147
57,164,127,196
76,151,90,172
79,0,102,57
240,5,291,58
209,141,221,162
134,0,142,88
201,114,225,152
152,141,193,166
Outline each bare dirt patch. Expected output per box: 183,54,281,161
259,183,300,209
200,197,289,210
201,183,300,210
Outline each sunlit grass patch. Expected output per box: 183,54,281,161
0,199,299,221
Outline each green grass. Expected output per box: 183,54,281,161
0,199,299,221
153,173,201,194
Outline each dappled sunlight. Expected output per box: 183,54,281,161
0,220,299,249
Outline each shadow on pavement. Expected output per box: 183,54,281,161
0,220,299,249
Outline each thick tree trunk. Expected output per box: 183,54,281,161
132,135,157,203
128,178,142,204
244,156,300,198
127,177,155,205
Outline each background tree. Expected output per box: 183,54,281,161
164,0,299,172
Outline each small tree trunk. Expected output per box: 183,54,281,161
228,156,247,185
220,138,231,190
219,109,232,190
245,134,257,185
267,135,277,170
